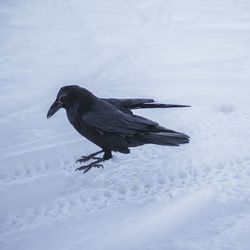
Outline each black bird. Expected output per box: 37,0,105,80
47,85,190,173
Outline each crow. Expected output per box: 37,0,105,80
47,85,190,173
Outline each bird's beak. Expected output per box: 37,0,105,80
47,99,63,119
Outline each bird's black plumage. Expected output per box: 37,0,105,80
103,98,191,114
47,85,190,173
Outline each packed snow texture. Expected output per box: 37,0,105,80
1,0,250,249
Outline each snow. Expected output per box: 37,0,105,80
1,0,250,249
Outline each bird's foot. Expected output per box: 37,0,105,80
75,162,104,174
76,156,101,164
75,150,104,163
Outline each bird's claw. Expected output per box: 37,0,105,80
75,155,91,164
75,163,104,173
75,156,101,164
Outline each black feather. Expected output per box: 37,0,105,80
103,98,190,114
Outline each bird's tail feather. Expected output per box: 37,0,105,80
138,131,190,146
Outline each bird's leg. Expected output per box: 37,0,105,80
103,150,112,160
75,158,105,173
75,150,112,173
76,150,104,163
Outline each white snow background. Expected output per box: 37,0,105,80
1,0,250,249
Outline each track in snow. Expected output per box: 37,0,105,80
1,0,250,249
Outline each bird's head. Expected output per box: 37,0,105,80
47,85,96,119
47,85,79,119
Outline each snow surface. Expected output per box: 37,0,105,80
1,0,250,249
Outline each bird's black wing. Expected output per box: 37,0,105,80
103,98,154,108
103,98,190,114
82,100,171,136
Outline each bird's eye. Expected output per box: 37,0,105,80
58,94,67,103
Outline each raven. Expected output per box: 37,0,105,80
47,85,190,173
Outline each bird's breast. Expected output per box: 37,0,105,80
66,109,102,144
